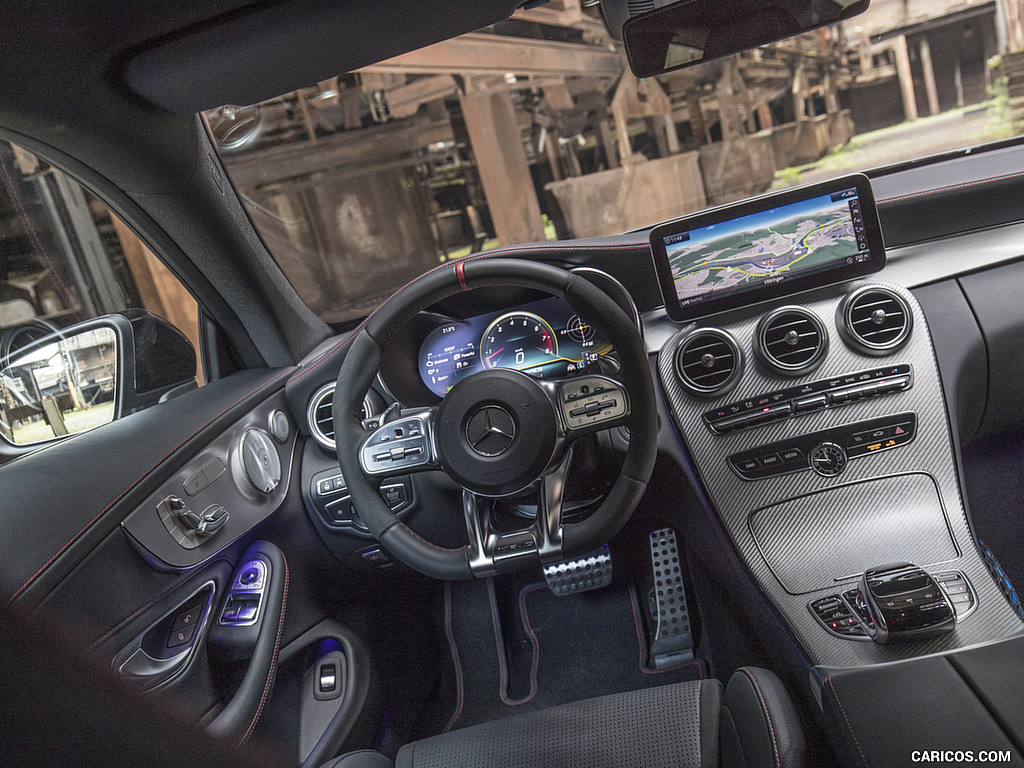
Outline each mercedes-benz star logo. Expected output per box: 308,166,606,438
466,406,516,457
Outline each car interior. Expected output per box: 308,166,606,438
2,1,1024,767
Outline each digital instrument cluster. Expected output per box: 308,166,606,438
417,297,614,397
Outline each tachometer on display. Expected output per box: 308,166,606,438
481,312,558,372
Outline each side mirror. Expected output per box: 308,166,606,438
0,311,196,446
600,0,870,78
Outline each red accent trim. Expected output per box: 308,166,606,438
455,261,469,291
9,368,294,603
240,551,289,747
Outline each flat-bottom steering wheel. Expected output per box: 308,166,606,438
333,258,657,579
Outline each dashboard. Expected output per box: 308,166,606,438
416,296,613,397
286,148,1024,675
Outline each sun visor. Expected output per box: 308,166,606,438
123,0,519,114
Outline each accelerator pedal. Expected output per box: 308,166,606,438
648,528,695,669
543,545,613,596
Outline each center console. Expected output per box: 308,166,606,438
648,176,1022,671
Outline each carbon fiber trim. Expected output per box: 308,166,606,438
750,474,958,594
656,279,1023,668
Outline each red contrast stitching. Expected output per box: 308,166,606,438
88,560,228,649
503,582,543,706
826,677,870,768
739,667,781,768
239,551,289,747
394,521,468,554
442,581,465,733
9,367,294,603
879,170,1024,205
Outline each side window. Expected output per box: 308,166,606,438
0,140,202,450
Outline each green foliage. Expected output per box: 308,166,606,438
777,166,803,187
985,77,1016,140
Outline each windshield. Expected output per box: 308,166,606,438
205,1,1018,326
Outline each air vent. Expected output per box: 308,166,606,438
756,307,828,376
839,286,913,355
674,328,742,396
306,383,372,451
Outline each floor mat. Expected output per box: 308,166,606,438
439,577,704,732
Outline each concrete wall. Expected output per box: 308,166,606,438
544,152,706,239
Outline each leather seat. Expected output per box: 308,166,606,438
325,667,805,768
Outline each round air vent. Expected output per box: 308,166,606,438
838,286,913,356
674,328,742,396
306,383,373,451
755,306,828,376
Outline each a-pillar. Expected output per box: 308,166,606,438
893,35,919,122
459,86,546,245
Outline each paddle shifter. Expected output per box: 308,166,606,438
859,563,956,644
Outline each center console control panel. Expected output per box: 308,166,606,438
704,364,912,435
728,412,917,480
810,569,976,641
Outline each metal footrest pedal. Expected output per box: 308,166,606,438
647,528,694,669
543,544,612,596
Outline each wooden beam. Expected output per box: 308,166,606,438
112,216,203,384
458,87,546,246
596,119,619,169
386,75,458,119
893,35,918,122
225,115,455,187
361,33,623,78
919,37,940,117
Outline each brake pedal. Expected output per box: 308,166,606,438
647,528,695,668
543,545,612,596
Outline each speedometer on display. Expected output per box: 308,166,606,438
481,312,558,371
417,297,616,397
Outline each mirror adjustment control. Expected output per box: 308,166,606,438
860,563,955,644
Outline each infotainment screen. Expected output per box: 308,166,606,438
650,174,885,322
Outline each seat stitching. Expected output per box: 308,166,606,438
825,676,869,768
9,367,294,603
739,667,781,768
239,550,289,746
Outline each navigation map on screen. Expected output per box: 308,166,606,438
662,188,870,310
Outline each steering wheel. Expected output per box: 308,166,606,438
333,258,657,579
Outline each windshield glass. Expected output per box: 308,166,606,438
205,1,1020,325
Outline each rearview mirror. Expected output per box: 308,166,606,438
0,311,196,446
602,0,870,78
